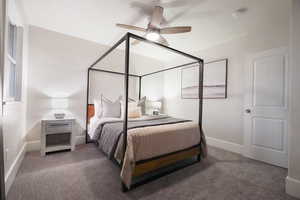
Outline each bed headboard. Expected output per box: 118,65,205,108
87,104,95,123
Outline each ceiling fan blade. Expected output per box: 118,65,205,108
162,0,204,8
116,24,146,32
157,35,169,46
150,6,164,28
160,26,192,34
131,34,148,45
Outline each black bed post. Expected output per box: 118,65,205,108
85,68,91,144
197,60,204,161
138,76,142,100
121,33,130,191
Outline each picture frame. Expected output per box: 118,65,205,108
181,58,228,99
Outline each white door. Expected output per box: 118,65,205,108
0,0,6,198
244,47,288,168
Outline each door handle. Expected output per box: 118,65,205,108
245,109,251,114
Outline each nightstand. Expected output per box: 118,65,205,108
41,117,76,156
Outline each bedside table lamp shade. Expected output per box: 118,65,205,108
51,98,69,110
51,98,68,119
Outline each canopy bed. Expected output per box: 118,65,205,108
85,32,206,191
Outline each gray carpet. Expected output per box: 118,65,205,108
7,144,297,200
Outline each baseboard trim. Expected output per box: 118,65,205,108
26,135,86,152
286,176,300,198
206,137,243,154
5,142,26,195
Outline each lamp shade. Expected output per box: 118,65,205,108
51,98,69,109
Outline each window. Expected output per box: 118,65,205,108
5,21,23,101
8,22,17,60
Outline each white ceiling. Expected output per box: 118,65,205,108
21,0,290,61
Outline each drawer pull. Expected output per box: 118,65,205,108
48,123,70,127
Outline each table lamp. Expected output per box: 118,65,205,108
51,98,69,119
152,101,162,115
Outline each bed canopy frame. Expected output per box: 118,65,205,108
86,32,204,191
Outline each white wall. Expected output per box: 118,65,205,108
26,26,164,143
89,73,139,103
3,0,28,193
286,0,300,198
164,22,289,145
141,73,164,102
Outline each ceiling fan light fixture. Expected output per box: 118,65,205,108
146,31,160,41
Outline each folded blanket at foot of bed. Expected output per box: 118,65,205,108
117,122,203,188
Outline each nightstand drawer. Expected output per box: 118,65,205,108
46,121,72,134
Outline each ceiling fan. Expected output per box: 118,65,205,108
116,6,192,46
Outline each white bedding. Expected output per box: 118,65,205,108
88,114,168,139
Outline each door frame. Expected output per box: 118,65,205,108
0,0,6,199
243,47,289,167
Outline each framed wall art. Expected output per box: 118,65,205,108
181,58,228,99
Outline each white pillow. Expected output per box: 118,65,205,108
121,101,137,119
137,96,146,114
94,99,102,118
94,95,114,118
120,96,147,118
102,98,121,118
128,106,142,118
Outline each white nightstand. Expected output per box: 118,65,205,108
41,117,76,156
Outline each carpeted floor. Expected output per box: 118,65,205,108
7,144,297,200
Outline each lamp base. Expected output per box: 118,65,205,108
152,110,159,115
54,113,65,119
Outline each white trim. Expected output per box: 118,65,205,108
286,176,300,198
206,137,243,154
26,135,86,152
5,142,26,195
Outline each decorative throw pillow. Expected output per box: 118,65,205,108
120,96,136,116
128,106,142,118
121,101,137,118
120,96,147,118
137,96,146,114
102,97,121,118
